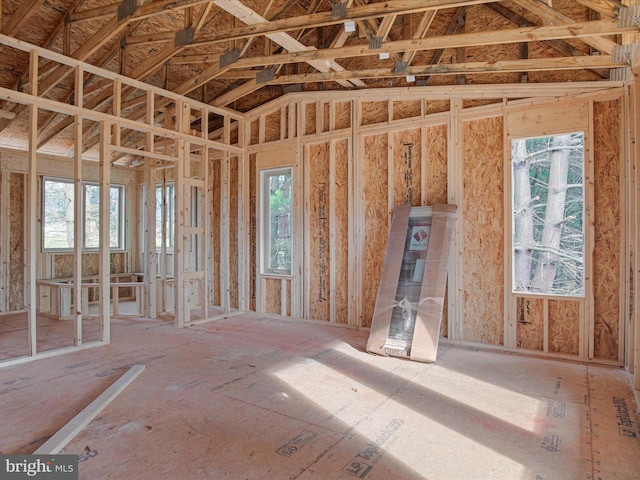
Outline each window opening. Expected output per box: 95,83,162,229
511,132,585,297
261,168,292,275
43,178,124,251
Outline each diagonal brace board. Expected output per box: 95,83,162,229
34,365,146,455
214,0,365,88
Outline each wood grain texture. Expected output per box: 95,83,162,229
462,117,504,345
593,99,622,360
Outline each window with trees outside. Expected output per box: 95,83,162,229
43,178,125,251
261,168,292,275
511,132,585,297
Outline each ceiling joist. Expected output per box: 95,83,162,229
258,55,622,86
222,18,635,71
0,0,636,151
191,0,496,47
214,0,365,89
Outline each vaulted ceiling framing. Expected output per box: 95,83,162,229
0,0,637,156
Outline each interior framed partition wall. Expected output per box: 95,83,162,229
0,34,245,366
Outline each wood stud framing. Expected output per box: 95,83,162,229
242,81,627,366
0,21,634,372
631,70,640,391
27,50,38,357
73,65,83,346
586,100,596,359
0,171,8,312
0,34,243,366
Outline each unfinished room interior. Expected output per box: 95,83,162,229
4,0,640,478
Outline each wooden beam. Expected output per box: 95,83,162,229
73,65,84,347
212,78,260,107
1,0,41,35
486,4,587,58
34,365,145,454
0,9,136,138
238,55,621,87
172,1,317,98
575,0,625,18
144,150,157,318
214,0,365,88
0,165,8,311
99,121,111,343
485,3,609,79
208,0,340,105
5,11,134,141
423,7,469,85
510,0,618,54
401,10,438,65
194,0,503,47
70,0,211,23
125,31,175,46
0,0,85,133
39,0,211,98
127,3,214,81
226,19,633,70
27,50,38,358
38,31,137,148
39,3,214,150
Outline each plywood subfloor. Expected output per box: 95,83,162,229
1,314,639,479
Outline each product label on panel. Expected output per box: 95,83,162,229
409,225,430,251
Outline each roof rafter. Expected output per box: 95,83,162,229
39,2,216,149
209,0,371,107
190,0,495,47
509,0,617,54
422,6,469,85
259,55,622,85
69,0,212,23
223,18,634,70
485,2,608,79
575,0,625,18
1,0,41,35
71,0,283,153
213,0,365,89
400,10,438,65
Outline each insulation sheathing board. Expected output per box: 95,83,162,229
367,204,457,363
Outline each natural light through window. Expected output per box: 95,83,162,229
272,347,531,478
261,167,292,275
511,133,585,297
43,178,124,251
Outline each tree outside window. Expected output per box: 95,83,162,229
261,168,292,275
43,178,124,251
511,132,585,297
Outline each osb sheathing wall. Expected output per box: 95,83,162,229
9,172,25,311
246,88,626,363
50,253,126,278
593,99,623,361
462,116,505,345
